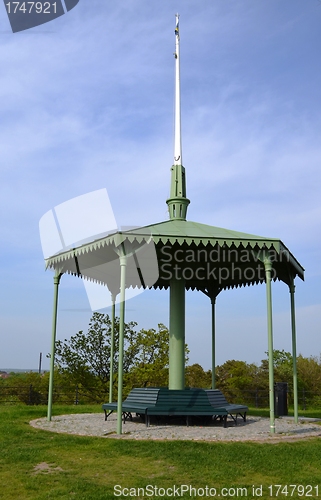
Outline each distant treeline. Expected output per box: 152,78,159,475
1,352,321,409
1,313,320,408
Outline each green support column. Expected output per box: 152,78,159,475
169,278,185,390
289,279,299,423
264,259,275,434
109,293,116,404
117,255,127,435
47,270,62,422
167,15,188,391
211,296,216,389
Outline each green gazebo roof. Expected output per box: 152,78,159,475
45,218,304,293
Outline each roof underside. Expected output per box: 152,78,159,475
45,219,304,294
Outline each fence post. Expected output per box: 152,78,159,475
75,384,79,405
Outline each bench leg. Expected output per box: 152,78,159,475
228,414,238,426
223,415,227,428
122,411,133,423
104,410,113,421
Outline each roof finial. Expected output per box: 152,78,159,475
166,13,190,221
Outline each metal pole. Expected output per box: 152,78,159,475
166,13,190,221
169,278,185,390
109,293,116,404
289,280,299,423
38,352,42,374
264,259,275,434
116,255,127,435
174,13,182,166
47,271,62,421
211,296,216,389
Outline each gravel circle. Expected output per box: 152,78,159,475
30,413,321,443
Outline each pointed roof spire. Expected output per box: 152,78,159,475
166,13,190,221
174,13,182,167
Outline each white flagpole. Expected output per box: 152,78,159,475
174,13,182,166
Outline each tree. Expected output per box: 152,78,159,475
53,312,139,401
0,371,50,405
124,324,170,390
270,349,293,368
215,359,259,403
273,350,293,390
185,364,212,388
52,313,185,400
263,349,293,383
296,354,321,407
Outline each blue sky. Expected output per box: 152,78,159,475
1,0,321,371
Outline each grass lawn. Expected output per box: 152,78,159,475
0,405,320,499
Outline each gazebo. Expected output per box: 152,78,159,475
44,15,304,435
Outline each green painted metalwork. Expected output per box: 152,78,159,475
47,271,62,422
264,258,275,434
290,280,299,424
117,254,127,435
211,296,216,389
44,220,304,286
169,278,185,389
166,165,190,220
109,294,116,404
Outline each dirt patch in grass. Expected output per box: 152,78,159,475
32,462,64,475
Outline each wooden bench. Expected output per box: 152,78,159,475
102,387,248,428
145,388,228,427
102,387,159,423
205,389,248,425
